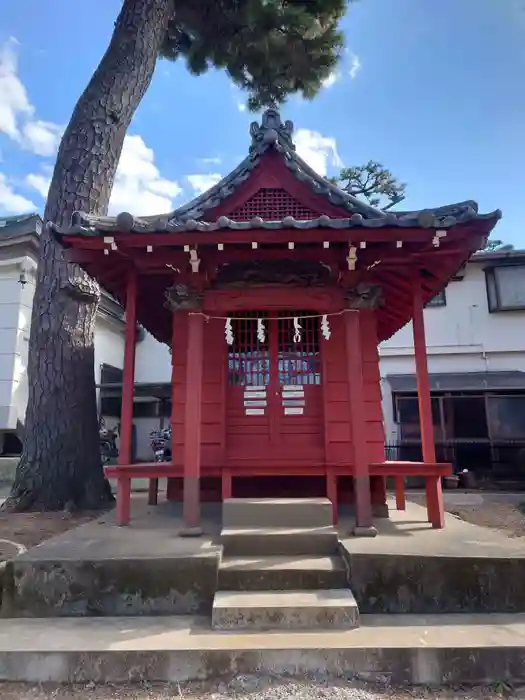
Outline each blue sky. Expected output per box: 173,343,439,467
0,0,523,246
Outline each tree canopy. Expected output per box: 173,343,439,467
162,0,349,110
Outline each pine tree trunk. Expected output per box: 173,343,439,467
2,0,174,512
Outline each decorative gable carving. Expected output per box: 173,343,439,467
227,187,319,222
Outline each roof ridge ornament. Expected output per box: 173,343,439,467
250,108,295,155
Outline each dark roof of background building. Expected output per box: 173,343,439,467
471,248,525,262
0,213,42,242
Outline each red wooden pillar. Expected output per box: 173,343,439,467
116,267,137,525
167,311,179,503
345,311,375,535
181,311,205,536
413,275,444,529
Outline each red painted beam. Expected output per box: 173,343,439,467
369,461,452,476
61,225,450,250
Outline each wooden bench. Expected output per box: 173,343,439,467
369,460,451,528
106,460,451,528
105,463,182,525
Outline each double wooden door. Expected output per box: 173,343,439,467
226,311,324,462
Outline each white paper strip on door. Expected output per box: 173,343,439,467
244,387,267,415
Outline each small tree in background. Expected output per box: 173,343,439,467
331,162,512,254
331,160,406,210
482,239,514,252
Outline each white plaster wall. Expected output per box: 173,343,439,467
381,264,525,360
134,331,171,384
93,320,125,385
1,270,127,433
379,261,525,438
0,259,36,430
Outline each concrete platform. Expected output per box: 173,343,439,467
2,500,222,618
218,555,347,591
340,500,525,615
4,497,525,617
1,613,525,684
212,589,359,630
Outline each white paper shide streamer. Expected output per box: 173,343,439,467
257,318,266,343
293,317,302,343
321,314,331,340
225,318,234,345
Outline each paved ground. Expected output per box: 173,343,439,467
343,501,525,558
1,612,525,652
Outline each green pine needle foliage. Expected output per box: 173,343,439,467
161,0,352,110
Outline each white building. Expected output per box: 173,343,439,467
1,214,524,478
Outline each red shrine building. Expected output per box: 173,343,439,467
52,109,501,535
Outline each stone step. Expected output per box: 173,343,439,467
222,497,334,529
0,613,524,684
218,555,348,591
220,525,339,556
212,589,359,630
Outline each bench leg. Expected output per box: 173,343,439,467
148,478,159,506
395,476,406,511
222,470,232,500
116,477,131,526
426,475,445,529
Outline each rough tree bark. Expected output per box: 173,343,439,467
2,0,174,512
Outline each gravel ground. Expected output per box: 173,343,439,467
0,509,107,562
0,675,522,700
408,495,525,538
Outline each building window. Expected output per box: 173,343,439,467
426,289,446,308
486,265,525,312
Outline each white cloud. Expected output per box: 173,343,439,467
0,38,63,156
25,133,182,215
237,101,247,112
108,134,182,215
0,172,36,214
322,71,339,88
1,40,181,218
21,120,63,156
0,38,33,140
294,129,342,177
187,173,222,195
25,172,51,198
349,53,361,80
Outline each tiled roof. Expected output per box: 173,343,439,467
50,109,501,238
0,213,42,241
53,202,500,238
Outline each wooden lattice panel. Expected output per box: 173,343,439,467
277,312,321,386
227,311,269,387
227,188,319,221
